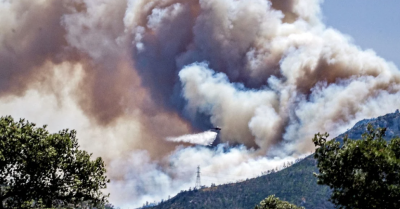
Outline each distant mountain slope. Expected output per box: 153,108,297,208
151,110,400,209
336,109,400,142
152,156,333,209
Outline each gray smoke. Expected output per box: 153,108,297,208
0,0,399,207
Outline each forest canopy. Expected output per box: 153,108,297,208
313,124,400,209
0,116,109,208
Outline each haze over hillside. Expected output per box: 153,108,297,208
0,0,399,207
150,110,400,208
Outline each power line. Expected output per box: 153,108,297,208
195,166,201,189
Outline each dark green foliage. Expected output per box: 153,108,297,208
255,195,303,209
313,124,400,209
0,116,110,208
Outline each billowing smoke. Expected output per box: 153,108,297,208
1,0,400,207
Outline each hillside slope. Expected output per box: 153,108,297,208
151,110,400,209
153,156,332,209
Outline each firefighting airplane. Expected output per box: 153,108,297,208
212,126,222,131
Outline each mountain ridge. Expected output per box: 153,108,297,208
149,110,400,209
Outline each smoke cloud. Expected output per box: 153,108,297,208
1,0,400,207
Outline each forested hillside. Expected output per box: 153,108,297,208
150,110,400,209
152,156,333,209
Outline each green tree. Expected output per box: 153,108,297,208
0,116,110,208
313,124,400,209
255,195,303,209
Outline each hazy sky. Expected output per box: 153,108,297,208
322,0,400,67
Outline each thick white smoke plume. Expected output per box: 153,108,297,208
1,0,400,207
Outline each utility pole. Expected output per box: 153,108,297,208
195,166,201,189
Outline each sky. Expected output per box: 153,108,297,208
322,0,400,67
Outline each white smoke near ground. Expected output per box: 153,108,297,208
1,0,400,208
107,145,299,208
166,131,218,146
